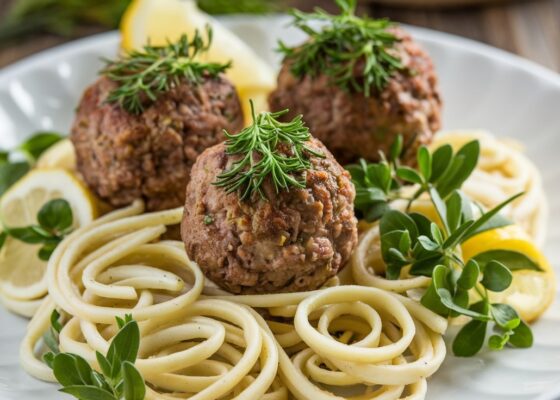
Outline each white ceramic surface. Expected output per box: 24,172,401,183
1,16,560,400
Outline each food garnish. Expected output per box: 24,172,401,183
0,199,74,261
102,27,230,114
347,138,543,356
0,132,62,196
279,0,404,96
44,313,146,400
214,101,324,200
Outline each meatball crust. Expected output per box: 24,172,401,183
182,138,358,294
268,26,442,165
71,75,244,211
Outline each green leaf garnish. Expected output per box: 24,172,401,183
19,132,62,162
0,162,30,197
102,27,230,115
279,0,404,96
355,136,538,356
473,249,542,272
45,315,145,400
2,199,74,262
213,101,323,201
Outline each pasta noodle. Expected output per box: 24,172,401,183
20,201,448,400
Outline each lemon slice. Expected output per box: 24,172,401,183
0,169,96,303
462,225,556,322
120,0,276,121
36,139,76,170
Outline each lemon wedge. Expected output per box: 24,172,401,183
462,225,556,322
36,139,76,170
120,0,276,122
0,169,96,305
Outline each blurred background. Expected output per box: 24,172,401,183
0,0,558,71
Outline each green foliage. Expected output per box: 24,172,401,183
0,132,64,197
102,28,230,114
279,0,404,96
1,199,74,261
349,137,541,356
45,315,145,400
214,101,324,200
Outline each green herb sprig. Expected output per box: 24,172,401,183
102,27,230,114
349,139,540,356
213,101,324,200
279,0,404,96
0,132,63,197
0,198,74,261
44,314,145,400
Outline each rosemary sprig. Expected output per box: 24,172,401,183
213,101,324,200
279,0,404,96
101,27,231,114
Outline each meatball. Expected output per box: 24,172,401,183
71,74,243,211
181,138,358,294
268,26,442,165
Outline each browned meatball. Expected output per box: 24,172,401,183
181,138,358,294
268,26,442,165
71,74,243,211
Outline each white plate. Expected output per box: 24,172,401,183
1,16,560,400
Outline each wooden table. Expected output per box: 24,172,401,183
0,0,559,72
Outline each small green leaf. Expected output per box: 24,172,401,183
398,230,411,254
509,321,533,348
463,192,524,241
416,235,439,252
38,242,59,261
397,166,423,184
429,144,453,183
430,223,443,245
442,220,475,249
409,213,432,237
428,187,449,233
438,288,491,321
6,227,46,244
489,333,510,351
60,385,117,400
0,151,8,164
417,146,432,181
51,310,62,333
473,249,542,272
122,361,146,400
388,248,407,263
96,352,112,378
389,135,403,162
363,201,390,223
457,259,480,290
436,140,480,198
380,210,419,241
53,353,94,387
43,352,55,369
19,132,63,161
107,320,140,379
421,284,448,316
0,162,30,196
409,255,443,276
453,319,488,357
481,261,513,292
446,191,463,232
38,199,74,232
464,213,512,240
491,303,520,330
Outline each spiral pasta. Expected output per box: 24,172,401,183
20,201,447,399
